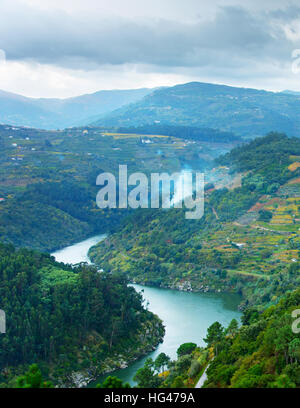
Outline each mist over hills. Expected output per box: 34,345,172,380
93,82,300,138
0,88,153,129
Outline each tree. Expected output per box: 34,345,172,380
171,376,185,388
15,364,53,388
97,376,130,388
225,319,239,337
154,353,170,373
133,358,162,388
204,322,224,355
241,308,259,326
175,354,193,372
288,338,300,363
273,374,296,389
204,322,224,346
177,343,197,357
188,360,201,377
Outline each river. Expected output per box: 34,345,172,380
51,234,242,386
51,234,107,264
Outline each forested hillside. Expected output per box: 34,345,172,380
0,124,233,251
108,124,242,144
0,243,164,387
204,289,300,388
89,133,300,309
130,289,300,388
94,82,300,138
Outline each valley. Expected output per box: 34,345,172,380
0,84,299,390
1,0,300,393
51,235,241,386
89,133,300,310
0,124,236,251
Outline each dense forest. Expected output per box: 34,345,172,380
0,180,125,251
0,243,164,387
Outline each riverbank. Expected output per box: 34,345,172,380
52,235,241,387
51,235,166,388
87,232,248,310
91,284,241,386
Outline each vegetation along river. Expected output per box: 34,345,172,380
51,235,242,386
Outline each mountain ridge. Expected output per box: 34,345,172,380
93,81,300,138
0,87,154,129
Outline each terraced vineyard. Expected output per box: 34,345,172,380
0,125,234,251
89,133,300,309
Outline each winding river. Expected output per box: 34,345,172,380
51,235,242,386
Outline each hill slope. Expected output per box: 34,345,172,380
0,88,153,129
132,288,300,388
94,82,300,138
0,243,164,386
89,132,300,309
0,124,230,251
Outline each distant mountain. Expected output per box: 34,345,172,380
93,82,300,138
281,90,300,95
0,88,153,129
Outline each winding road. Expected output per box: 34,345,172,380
195,358,214,388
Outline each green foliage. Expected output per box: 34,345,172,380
133,358,163,388
175,354,193,372
171,376,185,388
97,376,131,388
15,364,53,388
204,322,224,348
95,82,300,138
154,353,170,373
188,360,201,377
177,343,197,357
204,289,300,388
258,210,273,222
0,243,164,385
90,133,300,311
218,132,300,186
225,319,239,337
241,308,260,326
0,122,223,251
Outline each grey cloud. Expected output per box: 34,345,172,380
269,6,300,21
0,1,297,70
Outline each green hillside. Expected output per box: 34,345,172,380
131,288,300,388
95,82,300,138
0,124,232,251
89,133,300,309
0,243,164,387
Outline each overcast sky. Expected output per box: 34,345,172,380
1,0,300,98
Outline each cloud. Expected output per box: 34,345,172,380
0,2,295,68
0,50,6,64
0,0,300,97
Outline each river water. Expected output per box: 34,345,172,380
51,234,107,264
51,235,242,386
